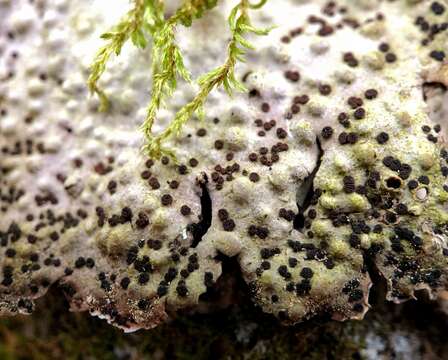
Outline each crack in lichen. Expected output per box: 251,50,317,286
294,137,324,231
189,175,213,248
422,82,447,101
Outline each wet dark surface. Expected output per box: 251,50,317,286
1,268,447,360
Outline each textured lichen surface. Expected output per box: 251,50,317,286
0,0,447,331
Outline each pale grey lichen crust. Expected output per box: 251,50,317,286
0,0,447,331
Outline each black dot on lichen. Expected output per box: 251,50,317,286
376,132,389,144
300,267,313,279
137,299,149,310
386,177,402,189
180,205,191,216
321,126,333,139
120,277,130,289
249,172,260,182
176,283,188,297
431,2,446,15
161,194,173,206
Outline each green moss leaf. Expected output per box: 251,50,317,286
88,0,270,159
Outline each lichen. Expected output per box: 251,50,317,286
0,0,447,332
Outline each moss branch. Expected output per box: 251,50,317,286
87,0,163,112
88,0,270,159
144,0,271,159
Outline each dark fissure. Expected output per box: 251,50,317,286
422,81,447,101
199,253,253,304
294,137,324,231
189,175,212,248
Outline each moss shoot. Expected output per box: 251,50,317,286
88,0,270,160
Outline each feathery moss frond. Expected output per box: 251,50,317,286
141,0,221,151
87,0,163,112
88,0,269,159
144,0,271,159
